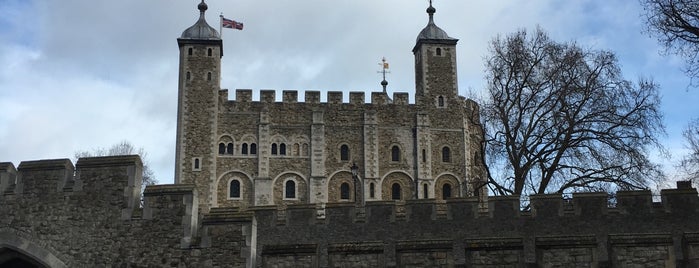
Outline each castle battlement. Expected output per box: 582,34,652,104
3,154,699,266
224,89,420,106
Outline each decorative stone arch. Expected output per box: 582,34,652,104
270,135,289,156
327,170,354,203
291,135,309,157
239,134,258,155
217,134,236,155
435,173,461,200
272,172,308,204
0,231,67,268
380,171,414,201
214,171,253,207
388,143,404,162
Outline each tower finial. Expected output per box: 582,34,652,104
378,57,391,95
427,0,436,24
198,0,208,16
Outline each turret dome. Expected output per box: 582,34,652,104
180,0,220,40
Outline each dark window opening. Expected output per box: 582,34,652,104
423,184,428,199
207,72,212,81
422,149,426,163
438,96,445,107
271,143,278,155
242,143,248,155
194,158,200,169
443,184,452,199
340,145,349,161
391,183,401,200
285,180,296,199
226,143,234,154
188,47,192,56
369,183,375,198
340,182,350,200
391,146,401,162
280,143,287,155
230,180,241,198
436,47,442,56
442,147,451,162
218,143,225,155
207,48,212,56
186,72,191,80
251,143,257,154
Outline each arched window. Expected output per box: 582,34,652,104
443,183,452,199
302,143,309,156
207,48,212,57
250,143,257,154
280,143,287,155
369,183,375,198
229,180,241,198
271,143,278,155
193,158,200,170
226,143,234,155
242,143,248,155
340,144,349,161
422,149,426,163
340,182,350,200
436,47,442,56
391,183,401,200
188,47,192,56
423,184,428,199
293,143,300,156
207,72,212,81
438,96,445,107
391,146,401,162
442,147,451,162
285,180,296,199
218,143,225,155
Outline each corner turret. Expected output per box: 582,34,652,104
174,0,222,213
413,1,459,105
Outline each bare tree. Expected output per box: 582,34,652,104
482,27,666,196
641,0,699,86
678,118,699,186
74,140,157,186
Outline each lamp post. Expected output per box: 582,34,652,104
350,163,363,206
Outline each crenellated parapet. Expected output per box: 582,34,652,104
255,186,698,225
224,89,427,106
252,183,699,267
2,156,699,267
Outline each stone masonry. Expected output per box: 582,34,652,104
1,157,699,267
173,1,487,214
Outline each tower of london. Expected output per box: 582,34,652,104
2,2,698,267
174,0,487,212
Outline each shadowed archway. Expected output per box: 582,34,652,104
0,248,48,268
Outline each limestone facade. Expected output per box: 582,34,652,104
174,2,487,212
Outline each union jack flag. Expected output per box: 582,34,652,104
221,17,243,30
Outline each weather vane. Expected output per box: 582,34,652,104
377,57,390,94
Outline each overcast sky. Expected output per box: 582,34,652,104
1,0,697,186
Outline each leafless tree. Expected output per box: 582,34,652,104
641,0,699,86
678,118,699,186
74,140,157,187
482,27,666,196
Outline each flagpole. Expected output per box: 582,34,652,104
219,13,223,38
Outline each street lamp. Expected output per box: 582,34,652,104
350,163,363,206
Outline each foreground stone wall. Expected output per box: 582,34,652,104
1,156,698,267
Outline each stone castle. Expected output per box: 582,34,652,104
173,1,486,213
1,1,699,267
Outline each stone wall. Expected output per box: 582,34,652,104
1,156,699,267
